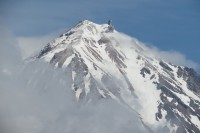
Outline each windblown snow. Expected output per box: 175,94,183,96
34,20,200,133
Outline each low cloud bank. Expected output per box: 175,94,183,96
0,62,147,133
0,27,149,133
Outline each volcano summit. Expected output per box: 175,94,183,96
34,20,200,133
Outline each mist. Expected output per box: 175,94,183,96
111,31,199,70
1,21,194,133
0,25,150,133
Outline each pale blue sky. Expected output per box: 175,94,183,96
1,0,200,70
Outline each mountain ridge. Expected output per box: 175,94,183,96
34,20,200,133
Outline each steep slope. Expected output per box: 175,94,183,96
34,20,200,133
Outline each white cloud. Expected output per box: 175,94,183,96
17,29,64,59
0,21,22,74
144,45,199,69
112,31,199,70
0,54,149,133
0,25,150,133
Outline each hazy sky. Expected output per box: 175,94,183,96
0,0,200,70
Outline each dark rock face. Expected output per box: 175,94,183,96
98,36,124,67
50,46,74,67
98,37,111,45
177,67,200,96
60,31,75,37
159,61,173,72
106,25,114,32
155,74,200,133
105,43,126,68
37,44,52,58
140,67,151,78
85,45,103,62
69,54,88,99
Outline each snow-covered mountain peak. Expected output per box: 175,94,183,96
35,20,200,133
76,19,106,28
42,20,116,53
62,19,113,37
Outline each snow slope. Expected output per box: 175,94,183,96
34,20,200,133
